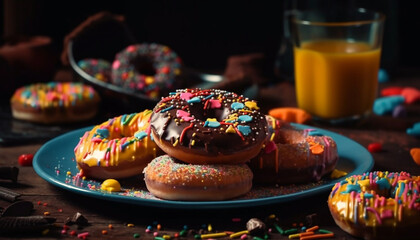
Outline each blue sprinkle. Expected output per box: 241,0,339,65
96,128,109,139
238,115,252,122
160,106,174,113
134,131,147,140
204,94,214,100
21,90,32,99
237,125,251,136
204,120,221,128
231,102,245,110
364,193,374,198
373,96,405,115
378,68,390,83
407,122,420,137
121,114,127,123
187,97,201,104
341,184,361,194
398,182,405,198
121,142,130,150
376,178,391,190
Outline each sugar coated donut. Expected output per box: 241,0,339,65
150,88,268,165
328,171,420,240
249,116,338,185
111,43,182,98
143,154,253,200
10,82,100,124
74,110,162,179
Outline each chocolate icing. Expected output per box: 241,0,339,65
150,88,268,157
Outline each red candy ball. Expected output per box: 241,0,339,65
18,154,34,166
367,143,382,153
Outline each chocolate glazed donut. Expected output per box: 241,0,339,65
150,88,268,164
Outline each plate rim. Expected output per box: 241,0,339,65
33,124,374,209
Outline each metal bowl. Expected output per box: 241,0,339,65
68,39,225,111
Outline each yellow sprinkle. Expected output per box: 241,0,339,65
270,133,275,141
201,232,227,239
206,118,217,122
239,109,252,113
229,230,249,238
66,171,71,175
288,233,300,239
145,76,155,85
150,90,159,99
207,224,212,232
330,169,348,179
173,139,179,147
225,125,236,134
127,223,134,227
245,101,259,110
357,179,370,189
191,140,195,146
229,113,238,118
42,229,50,235
163,235,171,239
44,211,50,216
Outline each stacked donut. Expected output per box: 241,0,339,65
248,115,339,185
74,110,162,180
143,88,269,200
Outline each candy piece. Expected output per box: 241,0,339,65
407,122,420,137
378,68,390,83
401,87,420,104
367,143,382,153
246,218,266,235
100,179,121,192
380,87,403,97
66,212,89,227
410,148,420,165
330,169,347,179
373,96,405,115
268,107,311,124
392,105,407,118
18,154,34,166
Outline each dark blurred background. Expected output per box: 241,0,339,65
0,0,415,100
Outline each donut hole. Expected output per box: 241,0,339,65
189,104,230,123
132,56,156,76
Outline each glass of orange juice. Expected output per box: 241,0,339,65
291,8,385,124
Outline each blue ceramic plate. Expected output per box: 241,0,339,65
33,124,374,209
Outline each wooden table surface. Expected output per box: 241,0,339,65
1,68,420,240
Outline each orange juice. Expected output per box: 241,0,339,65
294,40,381,119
